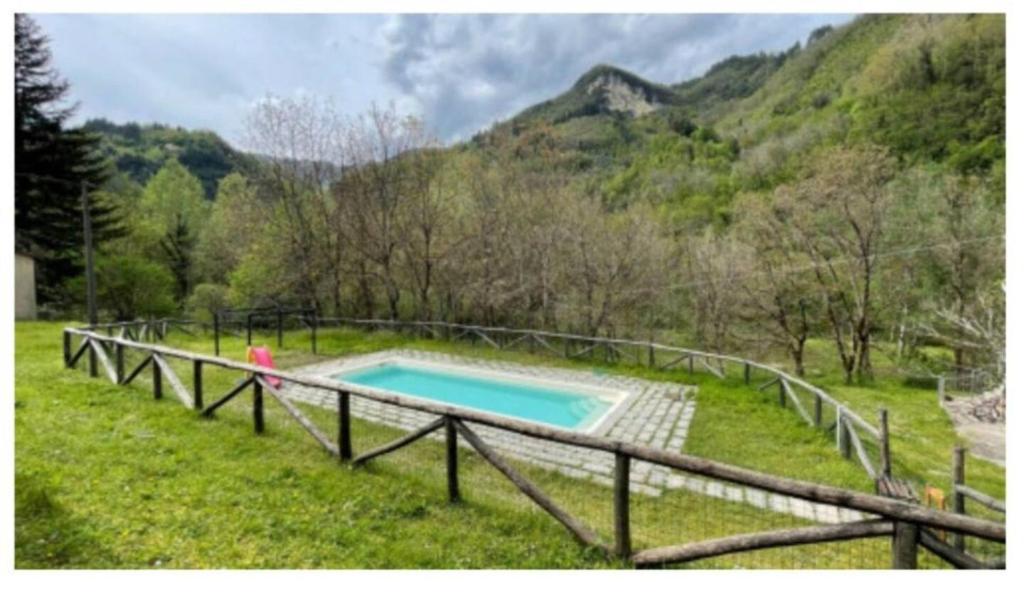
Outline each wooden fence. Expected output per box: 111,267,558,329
62,325,1005,569
213,306,317,356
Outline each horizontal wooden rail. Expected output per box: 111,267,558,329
64,327,1006,544
955,485,1006,514
632,519,894,567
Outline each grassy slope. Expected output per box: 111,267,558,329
15,322,1002,568
796,340,1005,499
16,322,612,568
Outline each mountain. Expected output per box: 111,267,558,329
465,45,800,181
466,14,1003,226
83,119,254,199
514,64,682,126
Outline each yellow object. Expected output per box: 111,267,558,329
923,485,947,541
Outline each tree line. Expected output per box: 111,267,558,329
88,96,1001,385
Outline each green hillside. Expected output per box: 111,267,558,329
83,118,254,199
671,49,795,120
468,14,1004,227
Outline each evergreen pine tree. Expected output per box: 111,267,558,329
15,14,120,303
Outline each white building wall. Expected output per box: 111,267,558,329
15,253,37,320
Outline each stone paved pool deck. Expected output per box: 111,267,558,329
282,349,863,524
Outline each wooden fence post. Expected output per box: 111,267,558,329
814,393,823,427
892,521,919,569
648,344,655,369
88,338,98,377
687,355,694,375
614,452,632,560
338,391,352,461
445,417,460,502
115,342,124,384
879,408,891,479
277,309,284,349
152,354,162,399
213,312,220,357
253,379,264,434
310,312,318,355
193,360,204,410
63,331,72,367
837,413,851,459
952,445,966,551
778,380,786,407
246,314,253,346
743,362,751,384
937,376,946,406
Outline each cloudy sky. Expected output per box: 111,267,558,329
34,13,853,144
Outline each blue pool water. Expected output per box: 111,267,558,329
335,363,612,430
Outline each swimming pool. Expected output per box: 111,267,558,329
332,358,630,433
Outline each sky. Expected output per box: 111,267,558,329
34,13,854,145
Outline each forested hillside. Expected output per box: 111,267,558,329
49,14,1005,385
82,118,253,198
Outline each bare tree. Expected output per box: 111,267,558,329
559,195,668,337
682,231,744,355
924,174,1004,369
243,96,347,313
733,193,816,375
341,104,435,320
398,147,462,320
917,283,1005,385
777,145,896,382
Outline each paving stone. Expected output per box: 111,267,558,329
705,481,726,497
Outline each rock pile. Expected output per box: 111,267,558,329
943,387,1005,425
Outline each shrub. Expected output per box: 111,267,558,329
185,283,231,323
69,255,177,321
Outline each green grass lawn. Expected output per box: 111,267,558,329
15,321,1003,568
